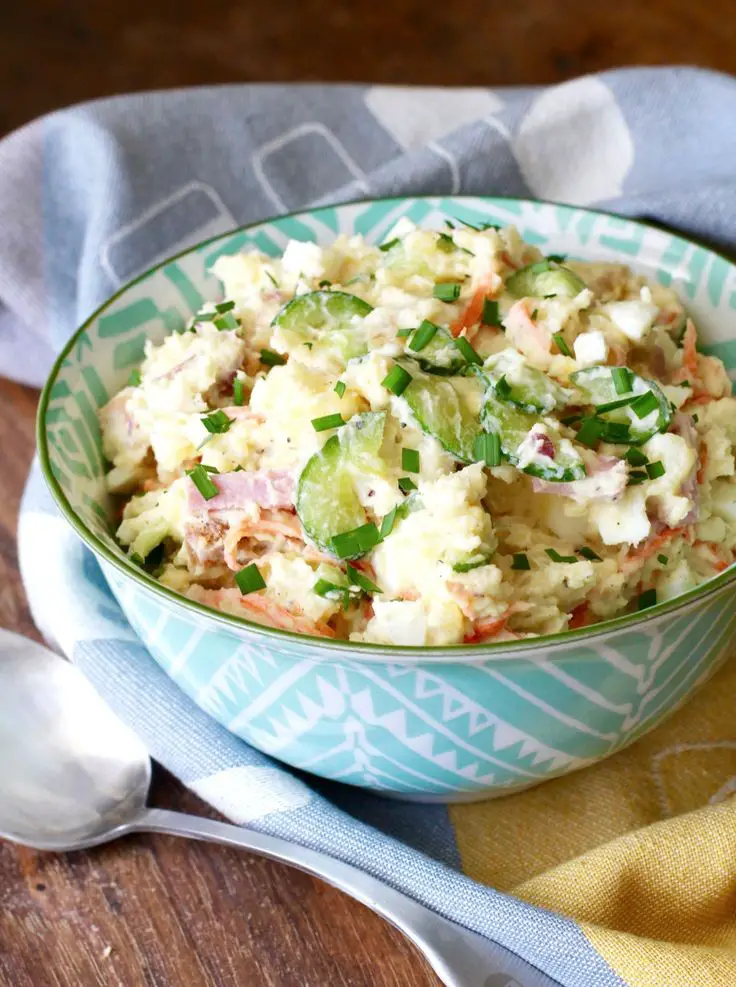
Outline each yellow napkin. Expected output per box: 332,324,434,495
450,655,736,987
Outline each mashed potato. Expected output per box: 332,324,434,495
100,220,735,644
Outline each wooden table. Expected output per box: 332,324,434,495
1,2,734,983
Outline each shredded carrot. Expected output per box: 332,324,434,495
568,602,591,629
623,527,685,572
464,608,513,644
694,541,730,572
450,276,496,338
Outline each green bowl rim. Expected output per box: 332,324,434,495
37,194,736,661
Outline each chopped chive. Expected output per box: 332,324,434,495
379,507,398,540
630,391,659,419
596,396,637,414
265,271,280,288
233,377,245,406
379,238,400,252
398,476,417,494
561,413,582,426
130,552,145,567
382,364,413,396
187,464,219,500
127,368,142,387
213,312,239,331
444,219,455,229
627,470,648,485
331,522,381,559
437,233,455,253
646,460,665,479
311,413,345,432
396,327,414,338
553,332,572,357
577,546,602,562
347,565,382,594
195,310,217,322
433,281,462,302
511,553,531,571
453,335,482,365
657,554,669,565
260,348,286,367
409,320,439,352
481,298,500,326
576,417,604,447
601,420,630,442
201,409,233,434
313,578,350,609
318,279,332,288
215,300,235,314
637,588,657,610
545,548,579,564
334,380,346,398
625,447,648,467
452,557,491,573
612,367,633,394
473,432,502,467
495,375,512,400
200,464,219,473
692,413,699,424
402,448,420,473
546,254,567,263
531,308,539,320
235,562,266,595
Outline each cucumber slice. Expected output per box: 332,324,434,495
506,260,586,299
483,348,570,413
571,366,671,445
400,361,484,463
481,392,585,482
410,325,467,376
296,412,386,555
272,290,373,361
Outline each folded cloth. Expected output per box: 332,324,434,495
5,67,736,987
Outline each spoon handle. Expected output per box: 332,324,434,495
130,807,560,987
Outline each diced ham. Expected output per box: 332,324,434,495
188,469,295,514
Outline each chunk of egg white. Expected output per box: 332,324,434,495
590,486,651,546
280,240,325,280
604,300,658,341
573,330,608,367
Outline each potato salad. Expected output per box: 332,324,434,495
100,219,736,645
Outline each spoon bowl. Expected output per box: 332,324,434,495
0,629,150,850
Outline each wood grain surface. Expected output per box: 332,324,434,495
1,2,733,983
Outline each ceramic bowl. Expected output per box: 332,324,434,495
38,196,736,802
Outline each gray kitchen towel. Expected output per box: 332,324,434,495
5,67,736,987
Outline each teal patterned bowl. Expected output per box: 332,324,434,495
38,197,736,801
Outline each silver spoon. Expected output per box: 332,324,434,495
0,630,559,987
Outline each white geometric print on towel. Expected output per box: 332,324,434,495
513,77,634,205
651,742,736,818
253,123,368,212
364,87,504,151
